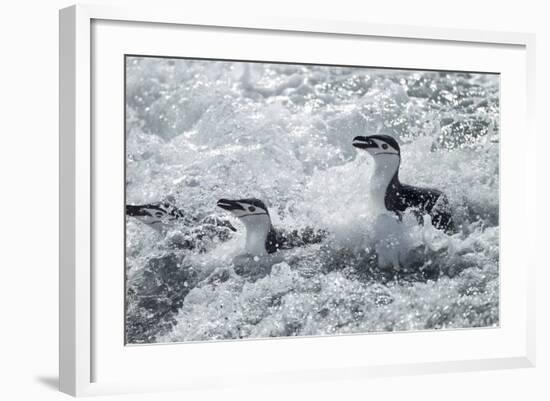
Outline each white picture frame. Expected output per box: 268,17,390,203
59,4,536,397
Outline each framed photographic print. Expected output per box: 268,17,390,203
59,4,536,397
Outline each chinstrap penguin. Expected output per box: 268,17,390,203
216,198,326,257
126,196,235,231
126,196,236,251
126,196,186,230
352,135,454,232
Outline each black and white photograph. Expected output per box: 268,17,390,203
4,0,549,399
124,56,500,344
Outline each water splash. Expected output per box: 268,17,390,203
126,58,499,343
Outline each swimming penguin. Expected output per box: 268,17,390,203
126,196,185,230
216,198,326,256
127,196,235,230
352,135,454,232
126,196,236,251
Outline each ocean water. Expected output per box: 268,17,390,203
125,57,500,344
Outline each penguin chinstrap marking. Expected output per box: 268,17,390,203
216,198,327,257
352,135,455,233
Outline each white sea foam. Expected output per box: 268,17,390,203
125,58,500,343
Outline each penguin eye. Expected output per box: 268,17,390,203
155,212,163,218
381,143,389,150
248,206,256,212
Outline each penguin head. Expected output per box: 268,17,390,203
352,135,400,157
216,198,270,219
126,197,183,227
217,198,273,256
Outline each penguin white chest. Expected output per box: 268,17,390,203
370,174,391,212
241,215,271,256
369,154,400,213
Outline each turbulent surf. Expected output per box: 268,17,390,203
125,58,499,344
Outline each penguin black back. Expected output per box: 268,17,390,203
385,174,454,231
266,226,327,254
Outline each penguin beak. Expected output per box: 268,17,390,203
352,136,377,150
126,204,151,217
216,199,245,212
